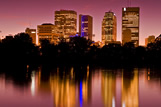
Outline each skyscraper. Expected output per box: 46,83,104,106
55,10,77,38
122,7,140,46
102,11,117,45
25,28,36,45
79,15,93,41
37,23,59,45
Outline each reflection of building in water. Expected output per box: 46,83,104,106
145,69,161,89
31,70,42,96
122,69,139,107
79,65,92,106
0,74,5,91
50,68,76,107
36,66,92,107
79,79,92,106
101,71,116,107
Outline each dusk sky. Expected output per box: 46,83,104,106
0,0,161,45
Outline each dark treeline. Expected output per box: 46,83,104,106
1,33,161,67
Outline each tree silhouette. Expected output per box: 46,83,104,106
1,33,39,65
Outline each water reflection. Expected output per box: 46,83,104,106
122,68,139,107
101,70,116,107
50,68,76,107
0,66,161,107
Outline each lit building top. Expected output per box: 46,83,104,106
55,10,77,38
37,23,59,45
25,28,37,45
102,11,117,45
122,7,140,47
79,15,93,41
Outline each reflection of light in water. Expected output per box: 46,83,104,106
0,74,5,90
87,71,89,79
122,69,139,107
27,65,29,72
50,75,76,107
122,102,126,107
31,71,36,96
87,65,89,71
71,67,74,79
112,97,115,107
57,67,59,74
80,81,83,107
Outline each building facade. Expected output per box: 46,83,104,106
145,35,155,46
55,10,77,38
25,28,36,45
37,23,59,45
122,7,140,46
102,11,117,45
79,15,93,41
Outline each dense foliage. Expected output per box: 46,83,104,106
1,33,161,66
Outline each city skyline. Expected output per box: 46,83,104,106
0,0,161,45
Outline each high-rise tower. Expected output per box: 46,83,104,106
55,10,77,38
122,7,140,46
102,11,117,45
79,15,93,41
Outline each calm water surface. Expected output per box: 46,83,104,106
0,66,161,107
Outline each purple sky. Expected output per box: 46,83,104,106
0,0,161,45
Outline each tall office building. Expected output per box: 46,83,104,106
102,11,117,45
55,10,77,38
122,7,140,47
25,28,36,45
79,15,93,41
145,35,155,46
37,23,59,45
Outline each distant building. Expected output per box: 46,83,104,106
25,28,36,45
122,7,140,47
37,23,59,45
55,10,77,38
145,35,155,46
102,11,117,45
79,15,93,41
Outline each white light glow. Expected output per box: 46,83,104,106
31,31,36,33
31,71,36,96
112,97,115,107
124,8,126,11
